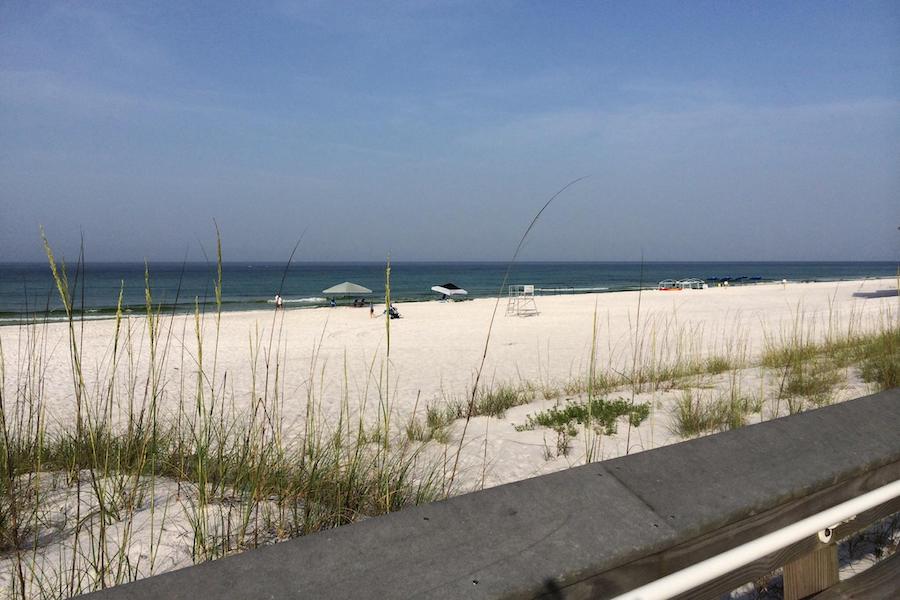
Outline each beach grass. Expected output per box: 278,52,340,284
404,305,896,449
472,385,531,418
672,385,762,438
0,235,447,598
403,384,533,444
0,232,897,598
855,325,899,390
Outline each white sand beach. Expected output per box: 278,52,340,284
1,276,897,596
3,276,896,453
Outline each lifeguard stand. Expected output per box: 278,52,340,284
506,284,539,317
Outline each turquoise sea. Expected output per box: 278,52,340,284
0,261,896,323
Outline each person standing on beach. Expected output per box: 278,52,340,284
370,304,374,318
274,293,283,310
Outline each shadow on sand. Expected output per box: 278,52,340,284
853,289,899,299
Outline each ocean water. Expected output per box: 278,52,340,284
0,261,896,323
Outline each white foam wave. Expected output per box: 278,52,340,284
267,296,326,304
535,287,610,292
0,314,112,325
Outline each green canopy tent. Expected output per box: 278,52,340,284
322,282,373,296
322,282,373,306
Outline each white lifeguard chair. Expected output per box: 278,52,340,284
506,284,539,317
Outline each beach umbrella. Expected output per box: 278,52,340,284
322,282,372,296
431,282,468,297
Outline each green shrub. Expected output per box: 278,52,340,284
516,397,650,436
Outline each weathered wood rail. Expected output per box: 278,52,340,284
86,388,900,599
813,551,900,599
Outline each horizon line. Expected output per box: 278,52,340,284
2,259,898,266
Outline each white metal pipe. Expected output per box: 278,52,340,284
612,478,900,600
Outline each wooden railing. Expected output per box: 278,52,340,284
85,388,900,599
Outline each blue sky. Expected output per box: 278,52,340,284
1,1,898,262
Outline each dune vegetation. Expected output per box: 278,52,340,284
0,234,896,598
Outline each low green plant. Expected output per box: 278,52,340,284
516,397,650,437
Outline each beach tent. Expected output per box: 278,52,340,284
322,282,373,296
431,282,468,297
676,278,708,290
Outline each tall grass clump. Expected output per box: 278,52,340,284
561,372,617,397
673,389,718,438
704,356,733,375
672,384,761,438
779,361,842,410
762,306,898,413
621,313,749,394
855,322,900,391
472,385,531,418
0,232,446,599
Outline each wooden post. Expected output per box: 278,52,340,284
783,538,839,600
